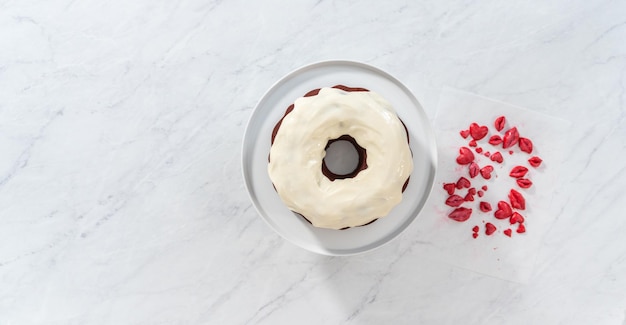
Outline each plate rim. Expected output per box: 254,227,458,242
241,59,438,256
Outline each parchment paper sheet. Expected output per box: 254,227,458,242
415,88,570,283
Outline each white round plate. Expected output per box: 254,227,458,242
242,60,437,256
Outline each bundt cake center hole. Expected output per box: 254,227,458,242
324,140,359,176
322,135,368,181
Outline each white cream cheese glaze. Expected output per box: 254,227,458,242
268,87,413,230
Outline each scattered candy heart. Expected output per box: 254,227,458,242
485,223,497,235
510,212,525,224
480,165,494,179
469,123,489,140
456,147,475,165
456,177,471,189
490,151,503,163
494,201,513,219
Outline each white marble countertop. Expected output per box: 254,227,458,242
1,0,625,324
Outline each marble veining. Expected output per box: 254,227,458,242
1,0,625,324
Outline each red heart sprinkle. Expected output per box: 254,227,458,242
495,116,505,132
475,147,483,153
484,151,491,157
516,178,532,188
456,177,471,189
460,129,470,139
449,207,472,222
510,212,525,224
509,166,528,178
480,165,494,179
516,223,526,233
468,162,479,178
472,226,479,232
477,190,484,197
472,233,478,238
490,152,503,163
456,147,475,165
528,156,543,167
503,229,512,237
443,183,456,195
494,201,513,219
502,127,519,149
464,192,475,202
469,187,477,195
445,194,465,207
519,137,533,154
469,123,489,140
482,185,488,191
469,139,477,147
488,135,503,145
485,222,496,235
479,201,492,212
509,189,526,210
